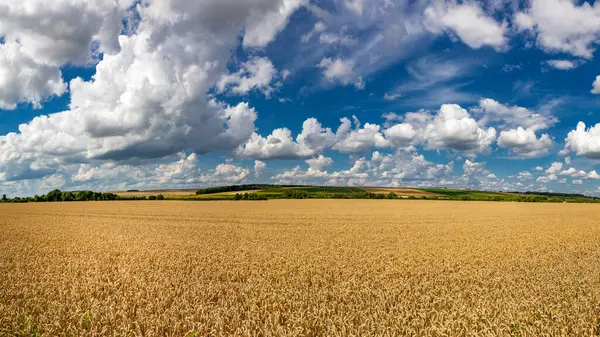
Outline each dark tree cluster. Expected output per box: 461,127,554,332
233,193,268,200
196,184,301,195
1,189,122,203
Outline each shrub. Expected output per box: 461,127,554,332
386,192,398,199
148,195,157,200
282,190,310,199
156,194,165,200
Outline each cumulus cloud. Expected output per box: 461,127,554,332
544,59,582,70
242,0,307,48
235,118,335,159
475,98,558,132
423,104,496,153
273,155,336,185
537,162,563,183
516,171,533,180
333,116,388,153
497,127,554,158
424,1,508,51
0,0,301,183
318,57,364,89
0,0,133,66
592,76,600,94
0,41,67,109
2,152,255,196
272,150,455,188
564,122,600,159
515,0,600,58
559,167,587,178
0,0,132,108
254,160,267,177
383,123,418,150
305,155,333,171
217,57,278,97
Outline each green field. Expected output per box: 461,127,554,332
6,185,596,204
154,185,600,203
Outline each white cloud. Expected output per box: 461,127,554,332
273,155,336,184
559,167,587,178
344,0,364,15
475,98,558,132
0,0,299,183
424,1,508,51
497,127,554,158
516,171,533,180
318,57,364,89
564,122,600,159
587,170,600,179
2,152,257,196
210,163,250,184
547,162,563,175
242,0,307,48
424,104,496,153
0,41,67,109
384,92,402,101
254,160,267,177
572,179,583,185
544,59,582,70
535,166,544,171
0,0,131,108
0,0,133,66
592,75,600,94
515,0,600,58
537,162,563,183
463,159,486,176
217,57,278,97
305,155,333,171
383,123,418,150
301,21,327,43
319,32,356,46
333,116,388,153
235,117,335,159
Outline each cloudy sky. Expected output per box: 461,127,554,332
1,0,600,196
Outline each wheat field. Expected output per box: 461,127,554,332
1,200,600,336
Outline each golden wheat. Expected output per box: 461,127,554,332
1,200,600,336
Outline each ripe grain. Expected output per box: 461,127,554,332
1,200,600,336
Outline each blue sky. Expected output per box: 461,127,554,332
1,0,600,196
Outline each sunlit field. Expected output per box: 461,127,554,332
1,200,600,336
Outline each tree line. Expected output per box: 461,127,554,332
0,189,164,203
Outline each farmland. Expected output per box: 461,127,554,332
2,200,600,335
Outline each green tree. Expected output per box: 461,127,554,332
1,194,6,202
46,189,62,202
61,191,75,201
156,194,164,200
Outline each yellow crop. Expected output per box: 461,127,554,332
1,200,600,336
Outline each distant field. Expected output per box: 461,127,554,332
113,189,197,197
2,200,600,335
363,187,443,197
